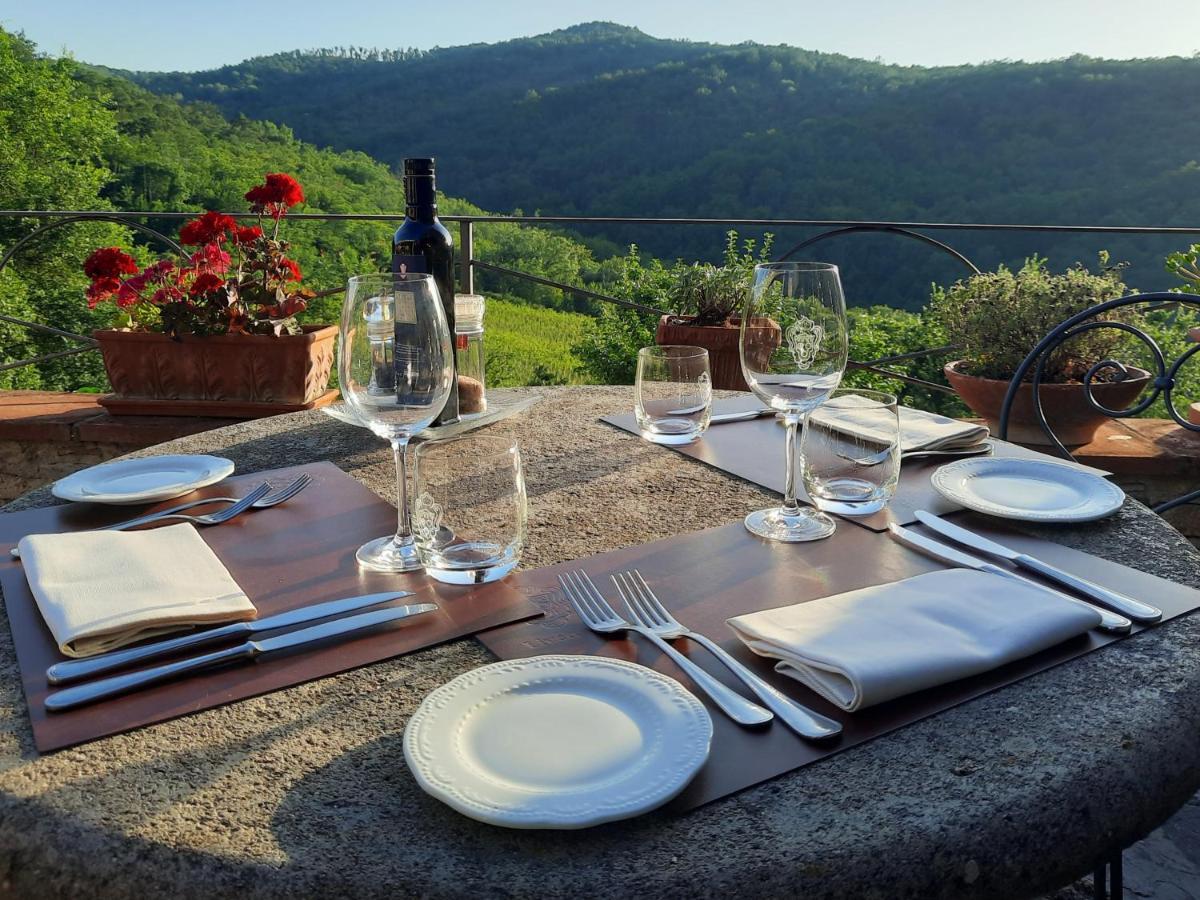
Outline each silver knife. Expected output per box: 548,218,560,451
708,407,776,425
45,602,438,712
914,510,1162,624
47,591,417,685
888,523,1132,634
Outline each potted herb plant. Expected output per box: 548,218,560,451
931,256,1151,445
655,231,781,391
84,173,337,416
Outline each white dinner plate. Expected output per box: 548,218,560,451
403,655,713,829
931,457,1125,523
51,455,235,505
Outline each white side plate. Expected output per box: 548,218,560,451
404,655,712,829
931,457,1125,522
52,455,235,505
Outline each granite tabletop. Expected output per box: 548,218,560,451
2,385,1199,900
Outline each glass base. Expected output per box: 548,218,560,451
744,506,836,542
811,495,889,516
423,542,520,584
640,428,704,445
355,535,424,573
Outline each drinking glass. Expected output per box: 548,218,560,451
801,389,901,516
740,261,849,541
340,273,454,572
634,346,712,445
413,434,527,584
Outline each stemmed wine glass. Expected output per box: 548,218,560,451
740,262,849,542
340,273,454,571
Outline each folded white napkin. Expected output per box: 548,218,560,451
726,569,1099,711
809,396,989,453
17,524,256,658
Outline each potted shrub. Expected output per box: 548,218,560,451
930,256,1151,445
655,231,781,391
83,173,337,417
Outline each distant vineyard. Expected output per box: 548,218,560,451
484,298,590,387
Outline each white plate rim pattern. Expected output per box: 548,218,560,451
403,654,713,829
51,455,236,505
931,457,1125,522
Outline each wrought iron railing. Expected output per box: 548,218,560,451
3,210,1200,390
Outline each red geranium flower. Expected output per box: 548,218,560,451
179,211,238,246
190,272,225,296
234,225,263,244
245,173,305,219
83,247,138,281
279,257,302,282
85,276,122,308
189,244,232,274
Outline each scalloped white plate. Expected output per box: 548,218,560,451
51,455,235,505
931,457,1125,523
403,655,712,829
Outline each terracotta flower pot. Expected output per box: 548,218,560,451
95,325,338,418
655,316,782,392
944,360,1152,446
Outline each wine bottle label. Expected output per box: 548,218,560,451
393,291,417,324
392,254,428,275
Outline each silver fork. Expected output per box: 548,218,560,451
12,483,273,561
558,570,773,726
98,474,312,532
613,570,842,740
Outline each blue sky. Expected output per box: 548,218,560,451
5,0,1199,71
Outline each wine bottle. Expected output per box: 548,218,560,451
392,157,458,424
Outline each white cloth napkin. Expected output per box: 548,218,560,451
809,395,989,453
17,524,256,658
726,569,1100,711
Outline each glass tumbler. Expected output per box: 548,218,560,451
800,389,901,516
412,434,527,584
634,346,712,445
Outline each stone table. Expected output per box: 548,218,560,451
2,386,1200,899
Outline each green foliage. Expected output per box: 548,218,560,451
573,304,658,384
483,298,588,387
0,30,127,389
928,257,1130,382
127,23,1200,308
667,231,773,325
1166,243,1200,291
843,306,965,416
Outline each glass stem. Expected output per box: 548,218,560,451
391,438,413,545
782,413,803,515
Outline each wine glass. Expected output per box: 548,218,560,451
340,273,454,572
740,262,849,542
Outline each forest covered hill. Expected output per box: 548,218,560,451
121,22,1200,307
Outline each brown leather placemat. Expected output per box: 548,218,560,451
602,397,1109,532
479,514,1200,811
0,461,541,753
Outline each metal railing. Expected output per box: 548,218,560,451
3,210,1200,389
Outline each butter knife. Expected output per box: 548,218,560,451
913,510,1162,623
45,603,438,711
47,591,416,685
707,407,776,425
888,523,1132,633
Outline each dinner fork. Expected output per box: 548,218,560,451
558,570,773,726
9,480,291,559
612,570,842,740
98,474,311,532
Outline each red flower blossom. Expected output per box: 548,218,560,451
245,173,305,219
116,286,142,309
279,257,302,281
234,225,263,244
189,244,232,274
83,247,138,281
179,211,238,246
190,272,225,296
85,276,122,308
